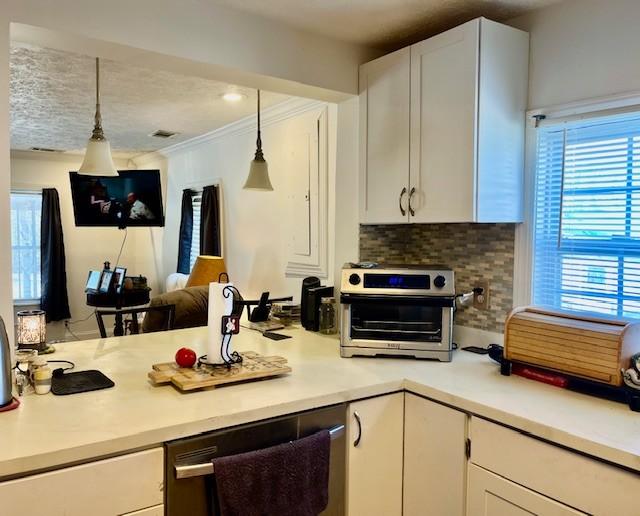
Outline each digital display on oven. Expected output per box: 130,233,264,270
363,273,430,289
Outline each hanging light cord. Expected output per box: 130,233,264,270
254,90,264,161
91,57,105,141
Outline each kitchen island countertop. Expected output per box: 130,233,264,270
1,326,639,479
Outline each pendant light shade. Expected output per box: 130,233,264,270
243,89,273,191
79,58,118,176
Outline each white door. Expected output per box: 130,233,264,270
409,19,479,223
346,393,404,516
359,48,411,224
403,394,468,516
467,465,587,516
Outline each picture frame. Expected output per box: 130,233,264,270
85,270,102,293
99,270,114,294
113,266,127,293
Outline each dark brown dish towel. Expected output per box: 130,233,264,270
213,429,331,516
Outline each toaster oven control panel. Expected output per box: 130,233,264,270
341,265,454,297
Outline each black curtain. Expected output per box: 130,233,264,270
40,188,71,322
200,185,221,256
176,189,194,273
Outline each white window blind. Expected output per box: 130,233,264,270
533,110,640,319
11,191,42,301
189,191,202,271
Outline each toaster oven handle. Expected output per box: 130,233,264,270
174,423,345,479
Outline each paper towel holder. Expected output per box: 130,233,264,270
199,284,244,368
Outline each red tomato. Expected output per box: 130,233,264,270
175,347,197,368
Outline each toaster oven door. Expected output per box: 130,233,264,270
340,294,453,350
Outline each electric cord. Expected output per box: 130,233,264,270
64,325,82,341
113,227,128,270
48,360,75,376
64,310,97,341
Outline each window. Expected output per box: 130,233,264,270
11,191,42,302
189,190,202,271
533,110,640,319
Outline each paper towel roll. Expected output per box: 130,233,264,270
206,282,235,365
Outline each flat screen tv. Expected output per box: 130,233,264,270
69,170,165,227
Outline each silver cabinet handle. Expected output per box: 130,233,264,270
353,410,362,447
408,187,416,217
399,187,407,216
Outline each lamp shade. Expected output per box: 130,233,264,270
243,158,273,191
186,256,227,287
79,139,118,176
16,310,47,352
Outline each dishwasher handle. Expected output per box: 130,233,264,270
174,423,345,479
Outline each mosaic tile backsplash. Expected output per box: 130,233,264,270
359,224,516,333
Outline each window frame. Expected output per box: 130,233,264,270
514,93,640,319
10,189,43,304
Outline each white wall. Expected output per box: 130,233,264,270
137,100,338,302
509,0,640,110
10,153,164,339
334,97,361,281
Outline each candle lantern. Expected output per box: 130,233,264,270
16,310,47,352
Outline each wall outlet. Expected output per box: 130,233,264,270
473,280,490,310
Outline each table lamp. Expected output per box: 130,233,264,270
186,256,227,287
16,310,47,352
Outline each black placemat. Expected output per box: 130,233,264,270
51,370,114,395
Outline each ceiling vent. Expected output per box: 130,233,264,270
30,147,63,153
150,129,178,139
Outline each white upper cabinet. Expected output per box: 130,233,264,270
359,47,411,224
359,18,529,224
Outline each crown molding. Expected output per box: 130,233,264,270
132,97,327,166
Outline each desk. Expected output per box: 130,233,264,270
86,288,151,336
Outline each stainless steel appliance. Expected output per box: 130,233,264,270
165,404,346,515
0,317,13,407
340,264,455,361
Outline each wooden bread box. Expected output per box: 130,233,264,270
504,306,640,387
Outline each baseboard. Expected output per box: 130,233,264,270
453,325,503,348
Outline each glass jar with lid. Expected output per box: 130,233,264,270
318,297,337,335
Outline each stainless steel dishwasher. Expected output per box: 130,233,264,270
165,403,346,516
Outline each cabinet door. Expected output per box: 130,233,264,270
403,394,467,516
0,449,163,516
359,48,411,224
346,393,404,516
467,465,586,516
409,20,479,223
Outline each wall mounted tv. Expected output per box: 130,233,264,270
69,170,165,227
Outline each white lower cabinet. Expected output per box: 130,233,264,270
468,417,640,516
0,448,164,516
403,393,467,516
467,465,585,516
346,393,404,516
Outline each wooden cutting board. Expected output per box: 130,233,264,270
148,351,291,391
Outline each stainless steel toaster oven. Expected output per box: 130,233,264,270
340,264,455,361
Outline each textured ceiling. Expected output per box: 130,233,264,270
209,0,560,49
10,44,290,158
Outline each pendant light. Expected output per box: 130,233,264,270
79,58,118,176
243,89,273,191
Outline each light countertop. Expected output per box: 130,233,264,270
1,326,639,479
